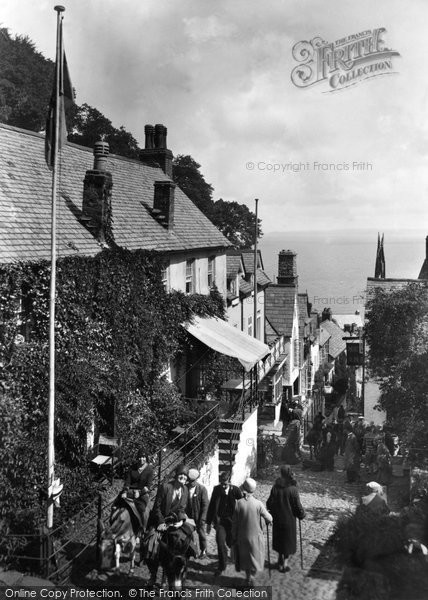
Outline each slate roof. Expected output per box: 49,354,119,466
241,249,264,273
320,319,346,359
0,124,230,264
319,327,332,346
226,253,243,277
264,285,297,338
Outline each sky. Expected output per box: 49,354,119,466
2,0,428,235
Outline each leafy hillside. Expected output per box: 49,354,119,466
0,28,54,131
0,27,261,246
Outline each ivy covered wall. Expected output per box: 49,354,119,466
0,247,225,533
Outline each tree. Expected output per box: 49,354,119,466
0,29,54,131
69,103,140,158
364,283,428,449
172,155,214,217
211,198,262,249
172,155,262,248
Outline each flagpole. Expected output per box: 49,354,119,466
253,198,258,339
47,4,65,530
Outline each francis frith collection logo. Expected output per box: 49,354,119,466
291,28,400,92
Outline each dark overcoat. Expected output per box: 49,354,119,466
186,482,209,525
206,484,242,527
150,481,189,526
266,477,305,556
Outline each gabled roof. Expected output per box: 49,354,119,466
240,249,264,273
226,253,244,277
264,285,297,338
0,124,230,264
320,319,346,359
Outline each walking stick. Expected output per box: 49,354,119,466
299,519,304,570
266,522,272,578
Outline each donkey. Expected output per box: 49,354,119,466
99,499,141,575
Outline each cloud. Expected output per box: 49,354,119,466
2,0,428,233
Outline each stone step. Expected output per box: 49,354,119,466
218,439,240,450
218,428,242,437
219,419,244,428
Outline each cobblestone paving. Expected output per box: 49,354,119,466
82,453,359,599
81,452,409,599
188,454,359,600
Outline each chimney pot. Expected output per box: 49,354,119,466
144,125,155,149
154,124,167,149
93,140,109,171
140,123,172,177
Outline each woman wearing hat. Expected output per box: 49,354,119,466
231,478,272,586
186,468,209,558
266,466,305,573
357,481,390,516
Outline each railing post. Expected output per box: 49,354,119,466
158,449,162,484
96,492,102,567
184,428,188,462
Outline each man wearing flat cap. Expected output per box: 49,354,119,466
206,471,243,577
146,464,189,587
186,468,209,558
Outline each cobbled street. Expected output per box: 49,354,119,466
182,455,358,600
88,453,368,600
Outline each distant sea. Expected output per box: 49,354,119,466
259,230,426,315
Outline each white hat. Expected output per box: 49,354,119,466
242,478,257,493
366,481,382,493
188,468,200,482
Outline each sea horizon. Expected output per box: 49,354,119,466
259,229,426,316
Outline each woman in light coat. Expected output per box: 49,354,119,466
231,478,272,586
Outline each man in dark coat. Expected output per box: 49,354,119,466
186,468,209,558
147,464,189,587
266,465,305,572
206,471,242,577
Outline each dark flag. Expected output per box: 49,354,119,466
45,19,74,170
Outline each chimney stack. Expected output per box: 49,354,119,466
277,249,298,286
140,123,173,177
82,140,113,244
153,181,175,230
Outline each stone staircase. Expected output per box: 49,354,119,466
218,416,244,472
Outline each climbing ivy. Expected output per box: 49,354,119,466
0,248,225,535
